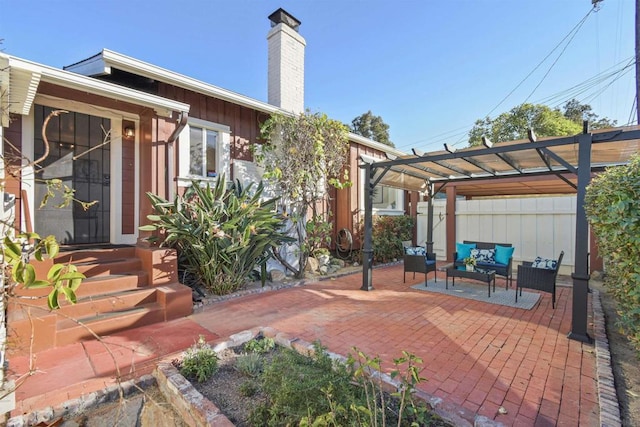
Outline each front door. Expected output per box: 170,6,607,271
33,105,111,245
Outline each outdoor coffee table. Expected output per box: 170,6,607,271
446,266,496,297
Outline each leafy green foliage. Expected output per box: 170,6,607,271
468,100,616,146
180,335,218,383
249,342,358,426
585,154,640,355
3,233,85,309
142,177,293,295
306,215,333,258
235,352,263,378
562,99,617,130
468,103,581,146
371,215,414,263
244,337,276,354
248,342,442,426
351,110,394,147
239,380,260,397
257,111,351,278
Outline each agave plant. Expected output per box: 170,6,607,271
141,176,293,295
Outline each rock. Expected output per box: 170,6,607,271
270,270,286,282
332,259,346,268
305,257,319,273
317,254,330,267
318,265,329,275
353,262,359,267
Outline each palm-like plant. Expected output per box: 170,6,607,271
141,176,293,294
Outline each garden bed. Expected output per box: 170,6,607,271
154,327,493,427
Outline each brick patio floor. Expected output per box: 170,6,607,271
9,264,600,426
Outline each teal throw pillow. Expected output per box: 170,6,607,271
456,242,476,261
495,245,514,265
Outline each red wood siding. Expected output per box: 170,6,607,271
156,83,264,177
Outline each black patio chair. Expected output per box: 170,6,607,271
403,246,437,284
516,251,564,308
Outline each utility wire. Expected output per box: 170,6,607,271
482,7,596,119
521,10,593,104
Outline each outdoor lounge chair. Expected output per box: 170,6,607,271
403,245,437,284
516,251,564,308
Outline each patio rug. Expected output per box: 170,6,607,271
411,279,540,310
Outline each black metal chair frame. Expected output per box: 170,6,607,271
516,251,564,308
403,251,437,284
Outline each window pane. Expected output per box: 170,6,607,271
189,127,203,175
206,130,217,177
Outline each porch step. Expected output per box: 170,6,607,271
55,303,165,347
54,246,137,264
7,246,193,356
74,257,143,277
13,272,148,301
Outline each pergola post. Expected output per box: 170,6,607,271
361,163,374,291
568,131,593,343
426,183,434,253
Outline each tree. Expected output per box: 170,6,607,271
257,111,350,278
468,103,581,146
561,99,617,130
351,111,394,147
468,100,617,146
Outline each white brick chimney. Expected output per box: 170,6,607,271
267,8,305,114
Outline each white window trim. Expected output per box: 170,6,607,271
177,118,230,186
360,154,405,216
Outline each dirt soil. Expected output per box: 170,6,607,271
591,279,640,425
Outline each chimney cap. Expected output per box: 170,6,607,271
268,8,301,31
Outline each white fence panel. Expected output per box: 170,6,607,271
417,196,577,272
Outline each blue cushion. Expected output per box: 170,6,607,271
532,257,557,270
470,248,496,264
495,245,514,265
425,260,436,266
405,246,426,256
456,242,476,261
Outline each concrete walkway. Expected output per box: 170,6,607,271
9,264,602,426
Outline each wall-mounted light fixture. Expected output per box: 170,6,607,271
124,127,135,139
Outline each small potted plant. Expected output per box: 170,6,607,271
463,256,477,271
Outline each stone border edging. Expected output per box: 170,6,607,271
592,289,623,425
6,375,156,427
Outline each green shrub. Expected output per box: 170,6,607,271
142,177,293,294
250,342,358,426
235,352,263,377
180,335,218,383
372,215,414,263
244,337,276,354
239,380,260,397
585,153,640,355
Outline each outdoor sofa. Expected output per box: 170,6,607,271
453,240,514,288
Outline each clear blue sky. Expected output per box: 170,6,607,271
1,0,635,152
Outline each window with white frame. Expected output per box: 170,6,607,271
360,155,405,215
178,118,230,184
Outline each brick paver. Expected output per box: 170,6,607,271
10,264,599,426
191,265,598,426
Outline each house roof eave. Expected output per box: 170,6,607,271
2,53,190,119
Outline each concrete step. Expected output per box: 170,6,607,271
12,272,148,301
55,303,165,347
54,246,137,264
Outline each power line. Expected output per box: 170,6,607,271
521,11,593,104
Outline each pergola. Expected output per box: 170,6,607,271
360,124,640,343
